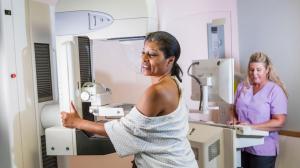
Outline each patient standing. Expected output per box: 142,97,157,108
61,31,198,168
231,52,288,168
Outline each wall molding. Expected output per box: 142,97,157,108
279,130,300,138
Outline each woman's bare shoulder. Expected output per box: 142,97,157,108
137,80,179,117
136,83,168,117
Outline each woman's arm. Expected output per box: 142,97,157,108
61,102,108,137
250,114,286,131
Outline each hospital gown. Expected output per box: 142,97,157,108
104,79,198,168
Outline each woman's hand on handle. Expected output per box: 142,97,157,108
61,102,107,136
61,102,82,128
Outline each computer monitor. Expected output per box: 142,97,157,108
190,58,234,113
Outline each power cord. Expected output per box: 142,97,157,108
187,61,203,111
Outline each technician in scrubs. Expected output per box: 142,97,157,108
231,52,288,168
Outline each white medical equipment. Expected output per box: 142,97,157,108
188,122,269,168
55,0,158,39
80,82,125,118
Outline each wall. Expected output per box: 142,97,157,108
276,135,300,168
237,0,300,131
68,154,133,168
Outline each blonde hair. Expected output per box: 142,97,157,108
245,52,288,97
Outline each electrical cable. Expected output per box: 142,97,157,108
187,61,203,111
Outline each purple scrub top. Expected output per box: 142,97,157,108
235,81,287,156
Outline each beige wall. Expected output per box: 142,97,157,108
68,154,133,168
276,136,300,168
